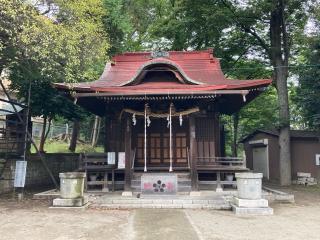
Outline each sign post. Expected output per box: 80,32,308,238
14,161,27,200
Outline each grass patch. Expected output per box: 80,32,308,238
31,140,104,153
291,184,320,193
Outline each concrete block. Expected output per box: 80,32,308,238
274,194,295,203
231,204,273,215
189,191,201,197
233,197,269,208
99,204,121,209
161,204,183,209
202,204,231,210
122,191,133,197
192,199,209,204
118,204,142,209
151,199,173,204
297,172,311,177
208,199,226,204
142,203,163,208
111,199,154,204
173,199,193,204
99,203,141,209
52,197,88,207
182,204,203,209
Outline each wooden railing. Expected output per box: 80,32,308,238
196,156,246,168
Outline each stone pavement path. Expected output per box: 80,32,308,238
132,209,200,240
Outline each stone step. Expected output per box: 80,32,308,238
90,199,230,210
90,203,231,210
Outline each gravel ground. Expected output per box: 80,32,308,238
0,185,319,240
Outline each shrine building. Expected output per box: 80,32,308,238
55,49,272,194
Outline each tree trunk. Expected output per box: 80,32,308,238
69,120,80,152
275,64,291,185
270,0,291,185
231,113,239,157
44,117,52,142
39,116,47,152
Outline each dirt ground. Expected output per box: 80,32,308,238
0,185,319,240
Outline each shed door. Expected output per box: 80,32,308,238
252,146,269,179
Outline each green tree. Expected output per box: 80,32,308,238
296,38,320,129
2,0,108,151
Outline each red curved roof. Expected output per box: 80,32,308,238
55,49,272,94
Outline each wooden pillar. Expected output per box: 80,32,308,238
124,117,132,191
104,116,109,153
189,115,198,191
214,112,221,157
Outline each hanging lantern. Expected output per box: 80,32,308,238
179,114,183,126
132,113,136,125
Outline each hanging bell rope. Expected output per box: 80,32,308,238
144,103,148,172
169,103,173,172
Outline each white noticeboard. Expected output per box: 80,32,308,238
14,161,27,188
316,154,320,166
108,152,116,165
118,152,125,169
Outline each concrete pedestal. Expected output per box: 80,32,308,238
59,172,86,199
235,172,262,200
233,172,273,215
52,172,87,208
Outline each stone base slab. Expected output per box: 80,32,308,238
232,197,269,208
52,197,88,207
231,204,273,215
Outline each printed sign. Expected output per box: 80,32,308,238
14,161,27,188
316,154,320,166
118,152,125,169
107,152,116,165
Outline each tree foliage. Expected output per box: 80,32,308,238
1,0,108,151
1,0,108,120
296,38,320,129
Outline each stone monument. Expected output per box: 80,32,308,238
231,172,273,215
52,172,88,207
